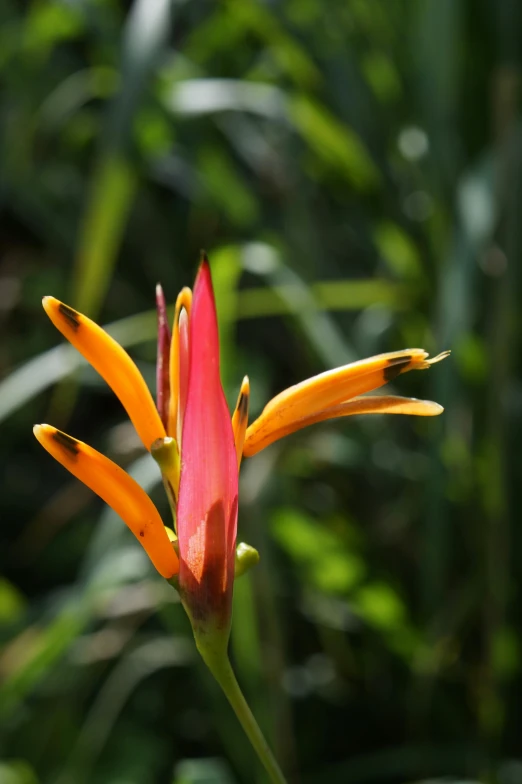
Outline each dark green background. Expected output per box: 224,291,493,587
1,1,521,782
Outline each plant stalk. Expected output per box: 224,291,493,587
200,643,288,784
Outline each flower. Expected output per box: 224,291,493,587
34,257,448,615
34,255,448,783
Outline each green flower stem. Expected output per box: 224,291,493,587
198,640,288,784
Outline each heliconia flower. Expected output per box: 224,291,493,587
34,257,448,784
36,264,448,593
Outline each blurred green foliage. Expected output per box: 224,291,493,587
1,0,522,782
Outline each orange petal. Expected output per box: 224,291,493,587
42,297,165,451
231,376,250,469
244,395,444,456
168,287,192,441
244,350,449,457
33,424,179,578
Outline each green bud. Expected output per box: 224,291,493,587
151,436,180,476
151,437,180,508
234,541,260,578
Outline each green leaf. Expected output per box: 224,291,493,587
289,95,380,190
24,2,83,55
71,0,173,316
355,582,406,631
174,758,235,784
361,51,402,103
271,507,365,594
199,147,259,227
73,155,137,315
0,578,26,623
0,761,39,784
374,221,422,279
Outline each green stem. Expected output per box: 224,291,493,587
200,643,288,784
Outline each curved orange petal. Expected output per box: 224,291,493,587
43,297,165,451
244,395,444,456
33,424,179,578
244,350,449,456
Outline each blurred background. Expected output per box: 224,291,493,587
1,0,522,782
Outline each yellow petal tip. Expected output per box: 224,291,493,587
42,295,56,310
33,423,52,438
412,400,444,416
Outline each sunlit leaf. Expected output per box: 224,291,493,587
271,507,365,594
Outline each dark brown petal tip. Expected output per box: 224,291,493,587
238,391,249,419
58,303,81,331
51,429,80,456
383,355,412,383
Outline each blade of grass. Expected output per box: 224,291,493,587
72,0,173,317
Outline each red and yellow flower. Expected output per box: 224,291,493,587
34,257,448,632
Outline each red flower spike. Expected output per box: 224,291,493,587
177,259,238,633
155,284,171,431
